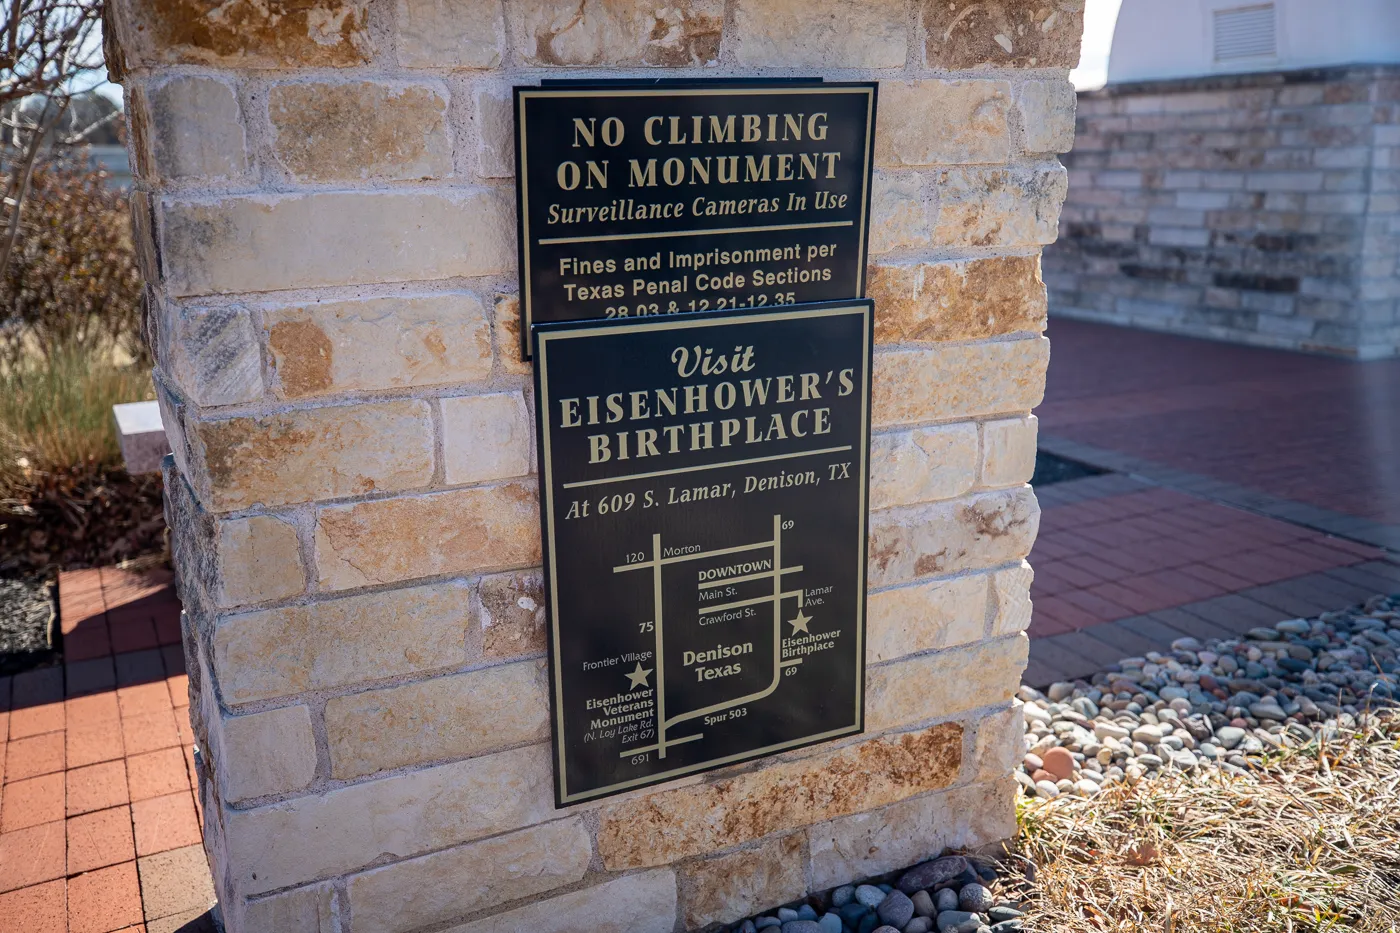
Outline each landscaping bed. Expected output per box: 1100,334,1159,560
723,593,1400,933
0,466,165,575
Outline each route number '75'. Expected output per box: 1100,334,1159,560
638,621,654,633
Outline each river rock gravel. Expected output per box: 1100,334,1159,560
724,594,1399,933
1014,594,1400,799
0,574,57,675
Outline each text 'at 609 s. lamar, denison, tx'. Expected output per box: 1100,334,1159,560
513,81,877,358
532,300,873,805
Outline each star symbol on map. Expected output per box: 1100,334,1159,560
788,609,813,634
625,662,652,690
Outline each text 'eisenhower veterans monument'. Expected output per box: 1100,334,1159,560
533,302,873,805
514,82,877,356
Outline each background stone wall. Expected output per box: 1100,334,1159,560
105,1,1079,930
1045,65,1400,360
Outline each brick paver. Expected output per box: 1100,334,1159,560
1026,561,1400,686
1023,459,1399,686
1038,318,1400,548
1,568,215,932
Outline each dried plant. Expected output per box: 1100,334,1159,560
1,0,107,278
0,158,143,368
1005,713,1400,932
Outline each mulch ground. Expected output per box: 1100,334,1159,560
0,469,166,578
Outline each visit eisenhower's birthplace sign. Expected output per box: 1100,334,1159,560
513,81,878,358
533,301,873,805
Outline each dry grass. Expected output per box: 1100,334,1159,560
0,340,152,494
1005,712,1400,932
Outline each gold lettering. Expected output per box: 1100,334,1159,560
644,116,664,146
709,114,735,143
560,398,581,428
629,159,657,188
744,154,770,183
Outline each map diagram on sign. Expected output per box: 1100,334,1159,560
610,515,816,760
533,301,872,805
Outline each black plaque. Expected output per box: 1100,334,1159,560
533,300,872,805
514,82,877,358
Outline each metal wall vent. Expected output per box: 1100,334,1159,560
1214,4,1277,61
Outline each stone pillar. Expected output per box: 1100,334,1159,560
104,2,1079,930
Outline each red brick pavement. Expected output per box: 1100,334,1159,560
1029,485,1385,639
1038,317,1400,528
0,569,216,933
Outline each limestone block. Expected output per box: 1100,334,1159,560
991,560,1034,636
876,81,1011,167
868,487,1039,587
222,743,553,896
507,0,722,66
921,0,1084,69
398,0,503,69
1017,78,1078,154
216,705,318,804
142,76,249,180
970,704,1023,782
869,423,979,510
314,482,541,590
981,415,1038,487
865,635,1029,731
216,514,305,608
113,401,171,475
932,164,1067,248
108,0,373,68
493,295,531,374
155,380,191,478
160,189,514,297
807,778,1017,890
129,192,159,284
262,293,492,399
479,569,547,660
440,392,532,485
866,574,988,664
474,82,515,178
732,0,906,68
442,870,677,933
324,659,549,779
188,400,434,512
213,580,474,704
679,833,807,929
163,463,217,608
872,338,1049,429
869,256,1047,344
595,723,962,869
241,883,335,933
869,171,934,254
167,304,263,407
268,81,453,182
346,818,591,933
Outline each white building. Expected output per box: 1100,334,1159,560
1109,0,1400,83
